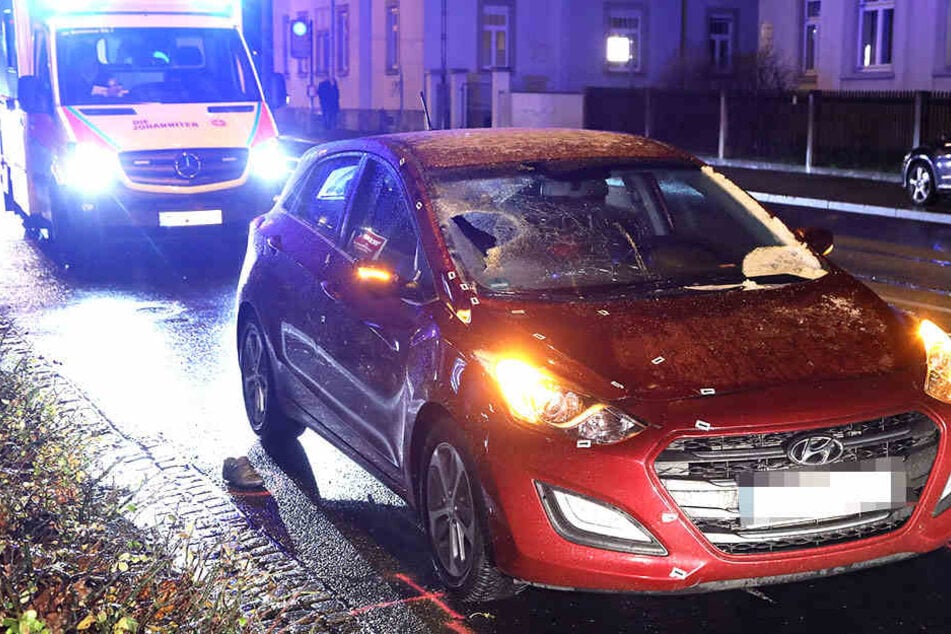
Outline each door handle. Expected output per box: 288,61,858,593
320,280,341,301
367,324,400,352
265,235,283,253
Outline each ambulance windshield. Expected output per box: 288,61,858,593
56,27,261,105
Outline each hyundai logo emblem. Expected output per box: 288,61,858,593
173,152,202,179
785,434,845,466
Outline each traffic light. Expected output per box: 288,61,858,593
289,17,312,60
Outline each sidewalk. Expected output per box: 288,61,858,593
715,165,951,226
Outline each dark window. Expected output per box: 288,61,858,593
708,14,734,72
386,3,400,73
336,5,350,76
858,1,894,68
287,155,361,237
315,29,330,75
481,4,510,69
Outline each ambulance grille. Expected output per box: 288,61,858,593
119,148,248,186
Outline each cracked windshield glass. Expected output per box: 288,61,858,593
434,163,828,296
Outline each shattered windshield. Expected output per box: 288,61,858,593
432,163,827,296
56,27,261,105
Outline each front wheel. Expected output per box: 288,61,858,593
48,185,95,265
419,425,523,603
238,316,303,440
906,160,937,206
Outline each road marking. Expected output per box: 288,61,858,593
349,572,474,633
750,191,951,226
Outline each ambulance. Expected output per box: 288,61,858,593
0,0,288,254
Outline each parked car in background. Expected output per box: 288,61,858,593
236,128,951,602
903,138,951,206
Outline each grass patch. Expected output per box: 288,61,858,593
0,345,274,632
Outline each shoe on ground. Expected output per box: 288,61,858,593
222,456,265,490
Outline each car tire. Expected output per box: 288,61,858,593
906,160,937,206
238,316,303,440
49,185,93,265
419,423,524,603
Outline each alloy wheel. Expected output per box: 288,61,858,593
908,163,934,205
240,322,269,430
426,442,477,581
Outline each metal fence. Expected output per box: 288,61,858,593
584,87,951,172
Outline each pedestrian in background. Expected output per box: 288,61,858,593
317,77,340,131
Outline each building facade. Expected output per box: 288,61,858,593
760,0,951,91
271,0,759,130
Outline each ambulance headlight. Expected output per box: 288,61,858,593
249,138,290,182
61,143,120,195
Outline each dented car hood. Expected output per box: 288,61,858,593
471,272,920,402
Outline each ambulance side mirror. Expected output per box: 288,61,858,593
17,76,51,114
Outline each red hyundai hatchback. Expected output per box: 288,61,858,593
236,129,951,601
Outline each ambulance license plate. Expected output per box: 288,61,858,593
159,210,223,227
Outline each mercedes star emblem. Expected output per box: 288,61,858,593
173,152,202,179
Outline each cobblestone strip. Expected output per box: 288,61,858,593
0,320,362,633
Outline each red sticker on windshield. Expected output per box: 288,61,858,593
352,228,387,260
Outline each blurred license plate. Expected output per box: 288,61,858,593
738,459,906,529
159,210,222,227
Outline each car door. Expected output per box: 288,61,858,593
262,153,363,420
315,155,439,472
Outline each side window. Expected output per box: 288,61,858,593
344,158,431,287
286,155,361,237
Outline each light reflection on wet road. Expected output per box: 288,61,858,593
1,208,950,633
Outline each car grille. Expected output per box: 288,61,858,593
119,148,248,187
654,411,938,555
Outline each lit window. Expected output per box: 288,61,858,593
858,0,893,68
336,4,349,75
605,7,642,72
386,3,399,73
709,13,734,72
481,4,510,69
803,0,820,73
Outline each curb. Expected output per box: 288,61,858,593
703,156,900,184
0,319,360,633
749,191,951,226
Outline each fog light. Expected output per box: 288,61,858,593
536,482,666,555
934,474,951,517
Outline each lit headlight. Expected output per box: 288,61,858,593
483,356,646,444
248,138,290,182
919,319,951,404
59,142,120,194
536,483,666,555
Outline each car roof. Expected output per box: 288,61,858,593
317,128,700,171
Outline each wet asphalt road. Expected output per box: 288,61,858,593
0,202,950,634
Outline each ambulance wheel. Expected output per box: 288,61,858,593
49,187,92,265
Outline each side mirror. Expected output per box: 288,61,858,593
264,72,287,111
17,75,51,114
795,227,834,256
